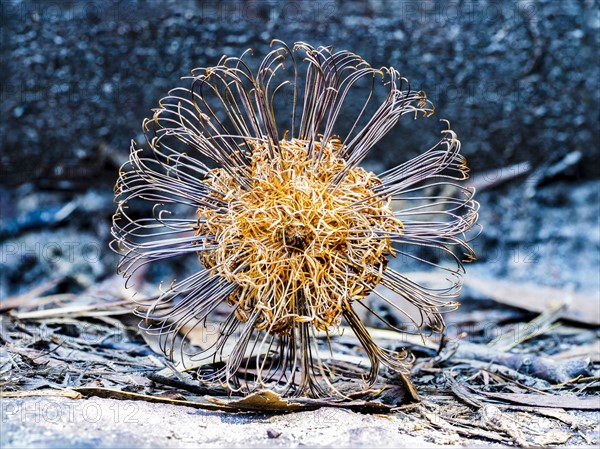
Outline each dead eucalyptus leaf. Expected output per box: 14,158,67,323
482,392,600,410
534,429,572,446
205,390,307,412
0,389,81,399
467,276,599,326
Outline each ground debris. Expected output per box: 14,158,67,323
1,274,598,447
466,276,599,326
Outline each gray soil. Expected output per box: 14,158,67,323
0,396,517,448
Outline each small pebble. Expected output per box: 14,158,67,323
267,429,282,439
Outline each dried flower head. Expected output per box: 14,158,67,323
112,41,479,399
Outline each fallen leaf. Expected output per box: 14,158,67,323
422,411,507,443
482,392,600,410
75,387,227,411
13,301,131,319
534,429,572,446
205,390,306,412
550,342,600,362
0,389,81,399
466,276,599,326
0,278,64,312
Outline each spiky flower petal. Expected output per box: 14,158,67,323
112,41,479,399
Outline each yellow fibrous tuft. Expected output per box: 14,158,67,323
196,138,403,334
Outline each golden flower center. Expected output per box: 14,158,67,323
196,138,402,334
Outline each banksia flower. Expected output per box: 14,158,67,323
112,42,478,399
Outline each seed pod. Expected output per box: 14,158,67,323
112,41,479,399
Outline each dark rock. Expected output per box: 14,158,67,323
1,0,599,187
267,429,282,439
